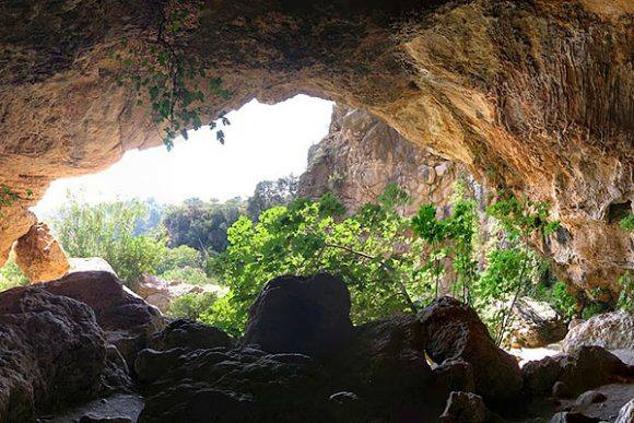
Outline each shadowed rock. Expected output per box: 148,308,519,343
0,287,130,422
243,273,353,358
419,296,523,404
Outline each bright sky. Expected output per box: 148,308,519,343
33,95,333,216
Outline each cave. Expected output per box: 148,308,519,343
0,1,633,422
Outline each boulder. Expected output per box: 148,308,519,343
615,399,634,423
136,347,328,423
68,257,117,276
148,319,233,351
43,271,165,366
523,346,634,398
332,314,438,420
13,222,69,283
0,287,130,422
136,274,220,313
439,391,487,423
563,311,634,353
509,297,567,348
242,273,353,358
419,296,523,404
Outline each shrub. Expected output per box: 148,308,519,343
51,195,167,287
0,255,29,292
168,291,218,320
159,266,213,285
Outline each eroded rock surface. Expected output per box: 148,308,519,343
510,297,567,348
243,273,354,358
522,346,634,399
44,271,165,366
298,105,467,215
0,0,632,293
13,221,69,283
563,311,634,353
0,287,130,422
419,296,523,403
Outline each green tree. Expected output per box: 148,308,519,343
163,197,244,253
209,187,431,334
51,195,167,287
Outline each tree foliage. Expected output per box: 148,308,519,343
210,186,432,334
51,196,167,286
246,176,298,220
163,197,244,253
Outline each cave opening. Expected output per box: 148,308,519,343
606,200,633,224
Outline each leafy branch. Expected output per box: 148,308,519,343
115,0,232,149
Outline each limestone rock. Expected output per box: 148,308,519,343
136,274,221,313
13,222,69,283
68,257,117,276
509,297,567,348
563,311,634,353
243,273,353,358
298,106,466,216
522,346,634,398
43,271,165,366
0,287,130,422
419,296,523,403
148,318,233,351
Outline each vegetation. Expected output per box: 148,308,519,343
0,255,29,292
620,213,634,232
51,196,167,286
163,197,244,253
6,181,627,346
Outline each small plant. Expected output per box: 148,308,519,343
168,291,218,320
617,272,634,313
620,213,634,232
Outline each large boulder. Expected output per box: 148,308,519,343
522,346,634,398
43,271,165,366
419,296,523,404
135,346,329,423
562,311,634,353
0,287,130,422
509,297,567,348
13,222,69,283
242,274,353,358
332,314,441,421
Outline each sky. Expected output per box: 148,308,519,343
33,95,334,216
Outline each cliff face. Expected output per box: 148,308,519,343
298,106,467,216
0,0,632,291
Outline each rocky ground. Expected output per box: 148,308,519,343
0,272,633,423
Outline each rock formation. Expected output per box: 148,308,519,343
509,297,567,348
298,105,467,215
562,311,634,353
13,222,69,283
1,271,633,421
0,0,632,293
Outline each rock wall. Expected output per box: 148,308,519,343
298,105,468,216
0,0,632,292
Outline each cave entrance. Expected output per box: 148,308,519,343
0,95,333,292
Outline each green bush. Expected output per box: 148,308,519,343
620,214,634,232
0,255,29,292
168,291,218,320
212,187,432,334
159,266,213,285
52,195,167,287
156,245,201,274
